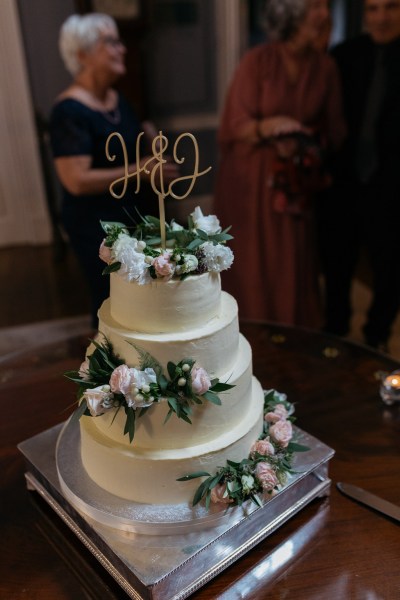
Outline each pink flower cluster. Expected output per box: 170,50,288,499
265,403,293,448
109,364,157,408
210,400,294,504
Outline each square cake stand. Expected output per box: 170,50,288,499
18,423,334,600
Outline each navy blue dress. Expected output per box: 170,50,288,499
50,94,157,326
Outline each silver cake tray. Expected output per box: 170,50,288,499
18,423,334,600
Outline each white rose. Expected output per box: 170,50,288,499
134,367,157,389
125,368,157,408
181,254,198,273
191,206,221,235
83,385,114,416
241,474,255,494
113,234,151,284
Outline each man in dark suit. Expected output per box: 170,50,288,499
319,0,400,350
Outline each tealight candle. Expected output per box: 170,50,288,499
380,370,400,405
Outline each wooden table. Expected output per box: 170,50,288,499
1,323,400,599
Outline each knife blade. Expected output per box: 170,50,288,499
337,482,400,523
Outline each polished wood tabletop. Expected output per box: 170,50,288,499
1,322,400,599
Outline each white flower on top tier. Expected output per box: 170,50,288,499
191,206,221,235
200,241,234,272
170,221,184,232
112,233,151,284
175,253,198,276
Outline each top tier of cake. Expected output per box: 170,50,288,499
110,271,221,333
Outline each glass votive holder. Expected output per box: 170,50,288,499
380,370,400,405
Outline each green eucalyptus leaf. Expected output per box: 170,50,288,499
287,442,310,453
210,382,235,392
70,399,89,424
102,262,122,275
163,407,173,424
176,471,210,481
192,477,213,506
167,362,177,379
167,397,179,413
202,391,222,405
123,406,136,443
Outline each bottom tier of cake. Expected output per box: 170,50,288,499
80,377,265,505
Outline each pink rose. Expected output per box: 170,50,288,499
153,253,174,278
99,239,112,264
78,359,90,381
251,438,275,456
265,404,289,423
264,411,281,424
269,420,293,448
210,483,233,504
255,462,279,492
191,367,211,395
273,403,288,420
110,364,132,395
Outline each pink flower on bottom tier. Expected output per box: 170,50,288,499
251,438,275,456
265,404,288,423
210,483,233,504
191,367,211,395
269,420,293,448
153,253,174,278
109,364,132,395
255,462,279,492
99,239,112,264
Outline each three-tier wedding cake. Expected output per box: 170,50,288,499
70,207,265,505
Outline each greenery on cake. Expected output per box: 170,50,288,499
65,336,234,442
178,390,309,508
99,206,234,283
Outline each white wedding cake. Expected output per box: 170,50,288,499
67,208,297,508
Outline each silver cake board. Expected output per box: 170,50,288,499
18,423,334,600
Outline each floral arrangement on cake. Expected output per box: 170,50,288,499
99,206,234,284
65,336,234,442
178,390,309,508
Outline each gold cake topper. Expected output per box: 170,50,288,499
105,131,211,249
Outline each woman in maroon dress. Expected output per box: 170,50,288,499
214,0,346,327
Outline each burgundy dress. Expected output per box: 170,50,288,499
214,42,345,328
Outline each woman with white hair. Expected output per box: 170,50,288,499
50,13,176,326
214,0,346,328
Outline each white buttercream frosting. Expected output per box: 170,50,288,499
97,292,239,378
110,271,221,332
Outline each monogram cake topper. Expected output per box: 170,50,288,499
105,131,211,249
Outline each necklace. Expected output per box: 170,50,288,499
71,84,121,124
100,106,121,124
